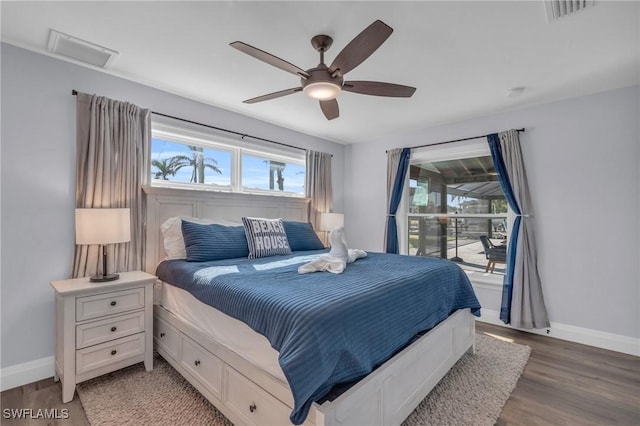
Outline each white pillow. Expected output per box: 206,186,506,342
160,216,241,260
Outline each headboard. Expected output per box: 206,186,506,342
143,186,310,274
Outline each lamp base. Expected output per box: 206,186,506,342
90,273,120,283
450,256,464,263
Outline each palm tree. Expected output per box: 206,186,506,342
172,146,222,183
151,157,186,180
266,160,286,191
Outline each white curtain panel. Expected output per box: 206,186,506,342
499,129,550,329
305,150,333,234
73,92,150,278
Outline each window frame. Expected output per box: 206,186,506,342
239,148,306,196
150,120,306,197
400,138,511,285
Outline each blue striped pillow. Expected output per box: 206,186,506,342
242,217,292,259
283,221,325,251
181,221,249,262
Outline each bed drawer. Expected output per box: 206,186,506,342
76,333,145,375
180,335,222,399
76,287,145,321
154,316,180,360
225,366,304,426
76,311,145,349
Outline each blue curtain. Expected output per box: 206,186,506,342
385,148,411,254
487,134,520,324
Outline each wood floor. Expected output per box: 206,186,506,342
2,322,638,425
480,322,640,426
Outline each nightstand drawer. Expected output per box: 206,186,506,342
180,335,222,399
76,333,145,375
76,287,145,321
77,311,145,349
154,316,180,360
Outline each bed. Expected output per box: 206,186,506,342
143,186,480,426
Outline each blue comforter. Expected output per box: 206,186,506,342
156,251,480,424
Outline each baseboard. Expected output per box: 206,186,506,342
477,309,640,357
1,356,54,392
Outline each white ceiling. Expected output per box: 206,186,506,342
2,1,638,144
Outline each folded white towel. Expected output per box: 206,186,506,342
348,249,367,263
328,226,348,264
297,256,347,275
298,227,367,275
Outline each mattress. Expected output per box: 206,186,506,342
159,280,288,384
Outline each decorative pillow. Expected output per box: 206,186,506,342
161,216,240,259
242,217,292,259
283,221,325,251
181,221,249,262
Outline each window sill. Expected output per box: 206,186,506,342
142,185,310,203
464,270,504,288
148,181,304,198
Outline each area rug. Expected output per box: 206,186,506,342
77,333,530,426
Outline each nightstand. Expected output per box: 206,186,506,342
50,270,156,403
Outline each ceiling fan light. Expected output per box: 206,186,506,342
303,81,341,100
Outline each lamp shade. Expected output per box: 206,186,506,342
75,208,131,245
320,212,344,232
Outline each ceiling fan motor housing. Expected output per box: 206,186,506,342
301,64,344,100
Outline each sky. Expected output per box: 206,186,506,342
151,138,305,194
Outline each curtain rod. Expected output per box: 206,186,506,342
386,128,525,153
71,90,307,153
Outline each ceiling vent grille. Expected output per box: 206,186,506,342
544,0,595,22
47,30,118,69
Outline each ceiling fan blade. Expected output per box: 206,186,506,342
319,99,339,120
243,87,302,104
230,41,310,78
329,20,393,77
343,81,416,97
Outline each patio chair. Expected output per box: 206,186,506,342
479,235,507,273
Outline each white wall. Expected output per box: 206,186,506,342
345,85,640,342
0,44,345,372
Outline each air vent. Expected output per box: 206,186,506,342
544,0,595,22
47,30,118,69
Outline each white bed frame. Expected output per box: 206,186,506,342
143,186,476,426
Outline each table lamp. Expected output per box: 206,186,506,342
320,212,344,232
320,212,344,247
75,208,131,282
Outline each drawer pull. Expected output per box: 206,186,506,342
110,350,117,356
249,403,257,413
110,301,117,307
110,326,117,332
160,332,165,338
194,360,200,366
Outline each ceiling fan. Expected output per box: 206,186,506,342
230,20,416,120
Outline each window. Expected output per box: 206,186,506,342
241,152,305,194
151,139,232,187
402,139,510,278
150,119,305,196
